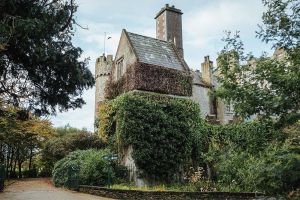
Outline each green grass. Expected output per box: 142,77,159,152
110,183,209,192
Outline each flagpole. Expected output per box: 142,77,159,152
104,32,106,56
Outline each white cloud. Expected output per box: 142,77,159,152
183,0,265,69
50,87,95,131
185,0,263,45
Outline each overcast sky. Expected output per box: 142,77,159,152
50,0,273,131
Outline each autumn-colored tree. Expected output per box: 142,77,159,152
0,104,55,178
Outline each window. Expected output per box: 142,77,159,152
225,101,234,114
116,58,123,79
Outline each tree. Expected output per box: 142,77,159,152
215,0,300,127
0,0,94,115
0,104,55,178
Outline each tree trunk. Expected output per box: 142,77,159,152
28,148,33,171
9,148,14,177
18,160,22,178
13,159,17,175
206,162,212,180
5,146,10,178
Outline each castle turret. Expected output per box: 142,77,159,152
155,4,184,58
95,54,113,117
201,56,213,85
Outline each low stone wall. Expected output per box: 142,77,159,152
79,185,267,200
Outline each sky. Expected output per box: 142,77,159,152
50,0,273,131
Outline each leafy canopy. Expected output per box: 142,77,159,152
215,0,300,126
0,0,94,115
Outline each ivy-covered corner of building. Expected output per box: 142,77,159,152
97,91,203,182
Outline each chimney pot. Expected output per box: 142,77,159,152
166,4,169,7
172,5,175,8
205,55,210,62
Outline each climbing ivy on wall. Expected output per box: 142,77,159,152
104,62,193,100
98,91,201,182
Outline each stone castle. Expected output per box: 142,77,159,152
95,4,234,125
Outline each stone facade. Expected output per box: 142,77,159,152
113,30,138,81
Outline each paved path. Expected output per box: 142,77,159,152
0,178,115,200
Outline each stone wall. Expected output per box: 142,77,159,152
191,85,211,118
79,185,266,200
113,30,137,81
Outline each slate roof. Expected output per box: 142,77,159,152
192,70,213,88
126,31,185,71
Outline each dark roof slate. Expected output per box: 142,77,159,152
126,31,185,71
192,71,213,88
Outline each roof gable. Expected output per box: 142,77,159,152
125,30,187,71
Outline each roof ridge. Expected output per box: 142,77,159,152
126,31,170,43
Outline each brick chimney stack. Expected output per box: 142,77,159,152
155,4,184,58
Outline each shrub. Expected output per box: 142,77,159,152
53,149,126,188
216,142,300,194
52,150,82,188
79,150,112,186
194,120,300,194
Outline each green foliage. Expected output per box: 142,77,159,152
191,120,300,194
99,91,201,182
215,0,300,126
0,104,55,178
52,150,82,188
41,131,105,173
211,1,300,193
216,142,300,194
0,0,94,115
53,149,125,188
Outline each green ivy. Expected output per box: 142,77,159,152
99,91,201,182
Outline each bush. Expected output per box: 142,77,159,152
53,150,82,188
79,150,112,186
53,149,126,188
216,142,300,194
193,120,300,194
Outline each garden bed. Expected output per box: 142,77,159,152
79,185,266,200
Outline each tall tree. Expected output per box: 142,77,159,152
0,105,55,178
215,0,300,127
0,0,94,115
